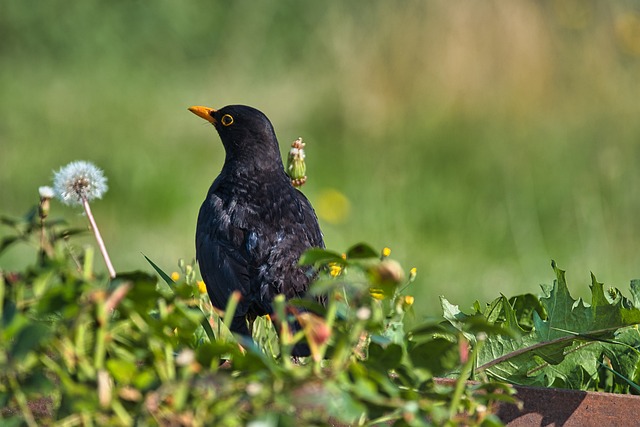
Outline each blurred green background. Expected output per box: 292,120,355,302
2,1,640,317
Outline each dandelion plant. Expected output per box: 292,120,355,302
53,160,115,278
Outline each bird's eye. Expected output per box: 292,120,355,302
221,114,234,126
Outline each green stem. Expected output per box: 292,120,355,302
82,245,94,280
94,296,108,371
222,291,241,343
0,273,5,319
314,292,339,374
53,414,84,427
449,334,482,420
111,399,134,425
272,295,292,368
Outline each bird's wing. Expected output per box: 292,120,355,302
294,189,325,249
196,193,253,318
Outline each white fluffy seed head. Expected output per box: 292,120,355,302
38,186,55,199
53,161,108,206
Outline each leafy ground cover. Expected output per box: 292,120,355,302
1,191,639,425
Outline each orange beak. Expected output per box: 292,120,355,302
188,105,217,124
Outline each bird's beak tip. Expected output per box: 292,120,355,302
188,105,217,124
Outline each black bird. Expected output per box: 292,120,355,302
188,104,324,355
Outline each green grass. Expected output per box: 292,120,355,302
3,1,640,316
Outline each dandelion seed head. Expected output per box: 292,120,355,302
53,161,108,206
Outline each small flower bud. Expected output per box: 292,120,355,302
297,311,332,361
39,186,55,199
409,267,417,282
38,186,54,219
197,280,207,294
286,137,307,187
371,259,405,285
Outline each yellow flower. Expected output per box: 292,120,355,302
171,271,180,282
370,289,385,300
197,280,207,294
329,263,342,277
404,295,415,306
409,267,417,282
382,247,391,257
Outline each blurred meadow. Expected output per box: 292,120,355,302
2,0,640,317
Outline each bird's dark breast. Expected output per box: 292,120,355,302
196,173,323,316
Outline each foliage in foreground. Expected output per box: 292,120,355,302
3,201,640,426
0,206,513,426
469,262,640,392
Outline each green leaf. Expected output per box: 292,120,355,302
314,382,368,424
107,359,137,384
0,236,24,255
114,271,162,313
409,338,458,376
440,296,470,331
534,261,591,341
508,293,545,331
53,228,88,241
590,273,623,327
9,322,50,361
288,297,327,315
21,370,55,395
0,417,23,427
199,313,216,342
345,243,379,259
630,279,640,308
478,262,640,389
196,342,233,367
298,248,344,266
408,319,456,340
133,369,156,390
2,299,17,328
367,342,403,370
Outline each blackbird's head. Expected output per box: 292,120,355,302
188,104,283,171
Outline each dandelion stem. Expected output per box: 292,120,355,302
81,197,116,278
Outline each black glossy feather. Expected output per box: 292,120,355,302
194,105,324,350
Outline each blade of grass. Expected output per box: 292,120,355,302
598,361,640,393
143,254,175,286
